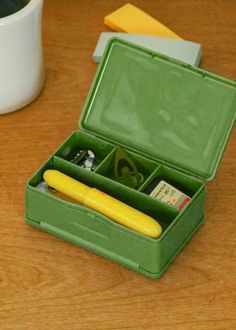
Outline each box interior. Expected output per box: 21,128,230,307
28,131,204,238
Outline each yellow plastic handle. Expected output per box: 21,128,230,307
43,170,162,238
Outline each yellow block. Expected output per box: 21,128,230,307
104,3,182,40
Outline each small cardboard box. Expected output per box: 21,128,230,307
25,39,236,278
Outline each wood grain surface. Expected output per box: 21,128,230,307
0,1,236,329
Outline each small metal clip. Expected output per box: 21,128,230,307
66,148,95,171
80,150,95,171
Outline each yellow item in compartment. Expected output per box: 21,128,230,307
43,170,162,238
104,3,182,40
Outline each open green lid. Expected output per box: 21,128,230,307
80,39,236,180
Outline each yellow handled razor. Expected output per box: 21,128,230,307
43,170,162,238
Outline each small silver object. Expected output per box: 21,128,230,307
81,150,95,171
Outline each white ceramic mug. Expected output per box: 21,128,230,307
0,0,44,114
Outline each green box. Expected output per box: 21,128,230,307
25,39,236,278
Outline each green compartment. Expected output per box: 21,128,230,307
26,141,204,277
55,131,114,170
96,147,157,189
140,165,203,198
25,39,236,278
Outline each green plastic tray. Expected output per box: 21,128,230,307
25,39,236,278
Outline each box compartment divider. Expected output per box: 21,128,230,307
52,155,179,231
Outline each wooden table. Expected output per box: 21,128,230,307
1,1,236,329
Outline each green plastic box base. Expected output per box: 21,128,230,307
25,39,236,278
